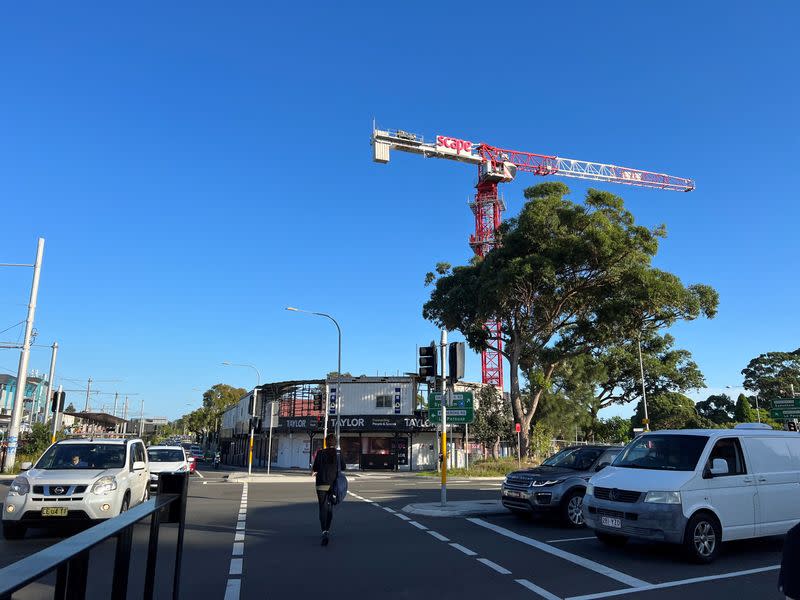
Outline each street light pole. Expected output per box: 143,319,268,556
286,307,342,450
222,362,261,476
637,333,649,431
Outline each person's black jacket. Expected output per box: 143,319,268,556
780,522,800,599
312,448,346,487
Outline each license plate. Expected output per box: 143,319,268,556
504,490,524,498
601,516,622,528
41,507,69,517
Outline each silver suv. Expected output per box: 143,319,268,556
2,438,150,539
502,445,622,527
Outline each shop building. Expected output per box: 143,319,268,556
220,377,472,471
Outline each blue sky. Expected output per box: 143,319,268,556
1,3,797,420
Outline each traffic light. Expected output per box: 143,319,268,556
250,416,262,433
249,389,262,416
787,419,798,432
51,390,66,413
418,343,437,378
312,393,323,411
448,342,465,382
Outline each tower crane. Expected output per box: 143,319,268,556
372,126,695,389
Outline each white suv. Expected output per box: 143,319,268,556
2,438,150,539
147,446,189,492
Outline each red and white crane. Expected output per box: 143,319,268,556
372,126,694,389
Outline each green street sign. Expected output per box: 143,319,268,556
769,407,800,420
428,392,474,424
771,398,800,410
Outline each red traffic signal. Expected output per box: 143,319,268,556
515,423,521,433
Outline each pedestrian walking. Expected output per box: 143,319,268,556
311,433,346,546
780,522,800,599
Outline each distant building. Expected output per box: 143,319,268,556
0,372,51,435
128,417,169,436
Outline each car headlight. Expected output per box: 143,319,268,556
531,479,563,487
91,476,118,495
586,483,594,496
9,477,30,496
644,491,681,504
177,465,188,472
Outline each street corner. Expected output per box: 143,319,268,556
402,499,507,518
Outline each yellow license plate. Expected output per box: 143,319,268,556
41,507,69,517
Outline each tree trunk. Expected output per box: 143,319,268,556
508,335,528,456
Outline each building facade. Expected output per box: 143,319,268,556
220,377,474,471
0,373,51,435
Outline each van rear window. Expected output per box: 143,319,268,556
614,435,709,471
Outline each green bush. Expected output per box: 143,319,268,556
418,457,538,478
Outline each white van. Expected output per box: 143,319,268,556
583,425,800,562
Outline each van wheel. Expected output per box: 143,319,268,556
595,531,628,547
2,522,27,540
684,512,721,563
561,489,586,528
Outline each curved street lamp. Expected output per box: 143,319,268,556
222,362,261,475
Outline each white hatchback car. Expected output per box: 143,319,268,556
2,438,150,539
147,446,189,492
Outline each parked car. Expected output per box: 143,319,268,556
187,456,197,473
584,424,800,563
2,438,150,539
502,445,622,527
147,446,190,492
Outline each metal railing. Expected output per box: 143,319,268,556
0,472,188,600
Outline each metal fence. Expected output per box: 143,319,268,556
0,472,188,600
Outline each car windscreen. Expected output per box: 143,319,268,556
148,449,185,462
35,444,126,470
541,447,604,470
613,435,709,471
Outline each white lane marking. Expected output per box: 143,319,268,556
232,542,244,556
450,543,477,556
229,558,243,575
546,536,597,543
203,482,208,485
564,565,781,600
223,579,241,600
467,518,648,588
477,558,512,575
515,578,561,600
427,530,450,542
395,514,412,521
383,507,396,513
238,514,246,521
194,471,205,479
236,521,245,530
234,532,245,542
409,521,428,530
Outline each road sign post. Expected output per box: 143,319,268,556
428,392,474,424
770,399,800,421
515,423,521,468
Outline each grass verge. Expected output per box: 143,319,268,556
416,457,538,478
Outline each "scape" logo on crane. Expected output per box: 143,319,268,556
436,135,473,155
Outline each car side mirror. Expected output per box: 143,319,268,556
133,461,146,471
595,462,610,472
20,461,32,471
710,458,729,476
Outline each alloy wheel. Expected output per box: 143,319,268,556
693,521,716,557
568,495,584,526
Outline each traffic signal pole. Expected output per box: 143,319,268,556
44,342,58,426
51,384,63,444
440,330,447,507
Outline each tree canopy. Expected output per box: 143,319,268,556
695,393,735,425
742,348,800,400
632,392,708,430
734,393,756,423
423,182,718,454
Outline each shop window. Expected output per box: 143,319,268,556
375,395,392,408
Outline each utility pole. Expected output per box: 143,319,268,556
138,400,144,437
112,392,119,433
44,342,58,425
122,396,129,434
84,377,92,412
637,334,649,431
3,238,45,473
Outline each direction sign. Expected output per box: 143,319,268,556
769,407,800,420
428,392,474,424
771,398,800,409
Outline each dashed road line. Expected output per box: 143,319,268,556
515,578,562,600
427,530,450,542
564,565,781,600
383,507,396,513
477,558,512,575
224,483,248,600
395,513,412,521
409,520,428,530
194,471,205,479
449,543,477,556
468,518,648,588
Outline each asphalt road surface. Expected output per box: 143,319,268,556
0,467,787,599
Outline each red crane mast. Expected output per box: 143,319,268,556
372,127,694,389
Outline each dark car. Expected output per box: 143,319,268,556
501,445,622,527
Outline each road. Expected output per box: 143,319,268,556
0,467,787,599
